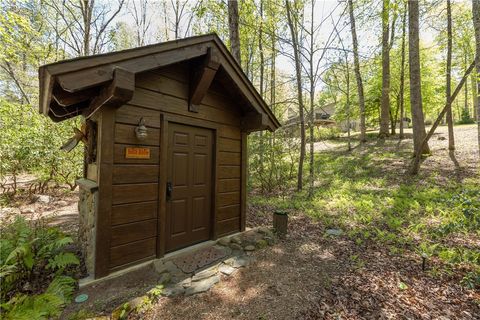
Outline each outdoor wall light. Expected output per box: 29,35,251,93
135,117,148,140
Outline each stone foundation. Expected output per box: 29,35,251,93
77,178,98,276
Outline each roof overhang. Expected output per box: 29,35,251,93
38,34,280,132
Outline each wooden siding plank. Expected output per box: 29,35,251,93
218,152,241,166
217,205,240,221
112,165,159,184
219,137,241,152
218,178,241,192
112,183,158,205
109,237,156,268
137,71,241,116
110,219,157,246
218,166,241,179
129,88,240,127
217,126,241,140
116,105,161,128
218,191,240,207
111,201,158,225
149,63,189,82
114,144,159,164
114,123,160,146
216,217,240,237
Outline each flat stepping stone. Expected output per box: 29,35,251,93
173,246,227,273
224,256,250,268
326,228,343,236
154,260,181,275
217,237,230,246
185,275,220,296
229,243,243,251
219,264,236,276
192,266,218,281
162,284,185,297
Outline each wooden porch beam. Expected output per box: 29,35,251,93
188,48,220,112
84,67,134,119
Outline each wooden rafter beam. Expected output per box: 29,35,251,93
84,67,134,119
52,86,98,107
241,112,271,132
188,47,220,112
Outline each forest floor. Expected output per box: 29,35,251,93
139,124,479,319
2,124,479,319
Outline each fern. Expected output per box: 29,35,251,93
45,276,76,302
47,252,80,271
0,216,80,318
1,276,76,320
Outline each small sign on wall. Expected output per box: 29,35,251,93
125,147,151,159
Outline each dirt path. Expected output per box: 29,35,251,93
138,214,478,319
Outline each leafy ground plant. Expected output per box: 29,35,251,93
0,216,80,319
250,126,480,287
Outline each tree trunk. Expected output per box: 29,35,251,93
228,0,241,66
408,0,430,155
346,58,352,151
399,1,407,139
464,53,469,118
410,62,475,174
348,0,367,142
379,0,390,138
446,0,455,150
308,0,315,197
259,0,265,182
473,0,480,156
81,0,93,56
286,0,306,191
472,73,478,121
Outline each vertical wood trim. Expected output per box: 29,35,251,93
157,114,168,258
240,132,248,231
95,108,115,278
212,129,219,239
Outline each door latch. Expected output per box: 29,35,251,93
166,182,173,201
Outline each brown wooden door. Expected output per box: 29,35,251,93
165,123,213,252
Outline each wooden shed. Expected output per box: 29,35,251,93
38,34,280,279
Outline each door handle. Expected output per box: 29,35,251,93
166,182,173,201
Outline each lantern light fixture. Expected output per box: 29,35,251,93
135,117,148,140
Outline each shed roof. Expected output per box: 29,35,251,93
38,33,280,131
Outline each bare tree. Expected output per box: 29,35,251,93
473,0,480,155
408,0,430,155
46,0,126,56
228,0,241,65
348,0,366,142
130,0,152,46
379,0,391,138
398,1,407,140
446,0,455,150
286,0,306,191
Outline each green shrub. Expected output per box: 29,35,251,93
0,216,79,319
456,108,475,125
0,99,83,195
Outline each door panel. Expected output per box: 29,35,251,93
166,123,213,252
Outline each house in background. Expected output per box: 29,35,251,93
284,102,358,132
